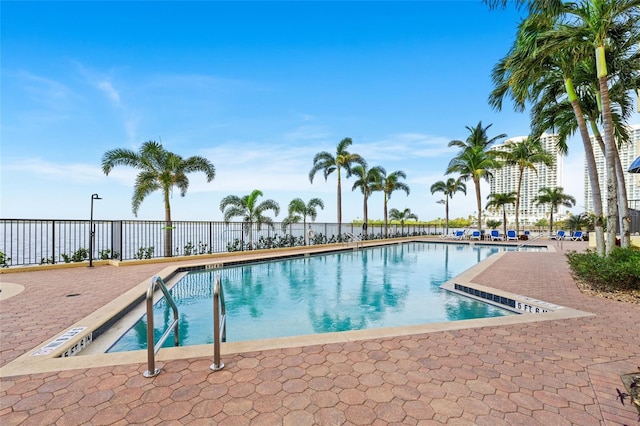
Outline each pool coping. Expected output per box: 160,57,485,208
0,239,592,378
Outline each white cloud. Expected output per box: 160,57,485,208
97,80,121,105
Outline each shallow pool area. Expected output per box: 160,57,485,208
105,242,546,352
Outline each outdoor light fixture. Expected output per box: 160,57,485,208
89,193,102,267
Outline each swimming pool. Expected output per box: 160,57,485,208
107,242,542,352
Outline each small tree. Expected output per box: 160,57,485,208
389,208,418,235
532,187,576,234
430,177,466,235
281,198,324,245
220,190,280,249
486,192,516,237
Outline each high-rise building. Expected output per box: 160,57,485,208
584,123,640,213
487,133,563,226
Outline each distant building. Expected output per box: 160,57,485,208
583,124,640,213
487,133,563,226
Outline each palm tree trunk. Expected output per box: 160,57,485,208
304,218,308,246
562,94,601,254
502,208,507,237
566,78,605,254
164,193,173,258
384,194,389,237
593,129,630,249
596,47,619,255
474,177,482,232
445,199,450,235
516,167,523,234
614,155,631,248
337,169,342,235
363,193,369,237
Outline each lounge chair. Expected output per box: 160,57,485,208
453,230,465,240
557,230,566,240
470,230,481,240
571,230,584,241
490,229,502,241
506,230,517,241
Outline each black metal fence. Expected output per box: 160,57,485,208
0,219,440,267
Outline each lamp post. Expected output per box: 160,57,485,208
89,193,102,267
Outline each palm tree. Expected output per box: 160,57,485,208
430,177,467,235
532,186,576,234
220,189,280,250
101,140,216,257
489,9,607,253
309,137,366,235
351,164,385,234
486,192,517,237
281,197,324,245
565,212,590,234
388,208,418,236
496,137,555,234
486,219,503,231
446,122,505,232
486,0,640,253
375,169,410,237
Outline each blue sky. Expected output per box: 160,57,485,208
3,1,635,223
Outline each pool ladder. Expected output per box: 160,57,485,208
144,276,180,378
211,273,226,371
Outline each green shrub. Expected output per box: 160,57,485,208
0,251,11,268
61,248,89,263
566,247,640,291
134,246,154,260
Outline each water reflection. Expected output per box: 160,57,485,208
108,242,529,352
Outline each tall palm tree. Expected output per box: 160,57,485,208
102,140,216,257
375,170,410,237
351,164,385,234
486,0,640,253
489,10,608,253
388,207,418,236
309,137,366,235
220,189,280,250
281,197,324,245
532,186,576,234
446,122,505,232
430,177,467,235
496,137,555,234
486,192,517,237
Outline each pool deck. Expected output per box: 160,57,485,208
1,238,639,425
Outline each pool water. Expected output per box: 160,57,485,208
107,242,535,352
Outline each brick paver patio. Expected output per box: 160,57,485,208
1,239,639,425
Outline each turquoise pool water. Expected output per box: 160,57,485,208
108,242,539,352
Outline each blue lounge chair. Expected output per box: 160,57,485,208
506,230,517,241
557,230,566,240
470,230,481,240
453,230,465,240
490,229,502,241
571,230,584,241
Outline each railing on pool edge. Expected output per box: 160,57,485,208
516,233,545,251
211,273,226,371
144,276,180,378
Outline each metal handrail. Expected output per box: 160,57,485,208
344,232,363,249
211,273,226,371
516,233,545,250
144,276,179,378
